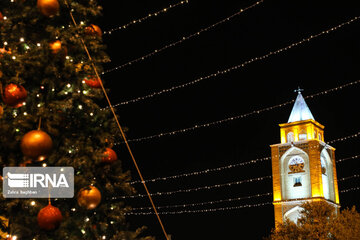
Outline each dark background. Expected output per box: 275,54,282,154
99,0,360,239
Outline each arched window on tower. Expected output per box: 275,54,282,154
318,133,322,141
321,149,335,201
299,129,307,140
287,132,294,142
281,147,311,200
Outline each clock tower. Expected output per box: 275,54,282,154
270,90,340,225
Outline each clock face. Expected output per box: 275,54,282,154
288,156,305,173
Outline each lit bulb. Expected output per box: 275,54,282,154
30,201,36,206
42,163,47,167
78,105,83,110
66,83,71,88
20,37,24,42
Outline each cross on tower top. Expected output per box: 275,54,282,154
294,87,304,93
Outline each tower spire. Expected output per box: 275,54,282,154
288,89,315,123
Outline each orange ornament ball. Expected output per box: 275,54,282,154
85,24,102,37
20,130,53,161
37,204,62,230
2,83,27,108
37,0,60,17
101,148,117,164
49,40,62,54
77,186,101,210
84,75,102,88
49,40,67,56
0,47,11,57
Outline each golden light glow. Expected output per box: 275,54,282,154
273,191,282,201
294,128,299,141
306,125,313,140
280,129,286,143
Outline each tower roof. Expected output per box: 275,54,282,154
288,91,315,123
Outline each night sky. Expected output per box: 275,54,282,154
99,0,360,239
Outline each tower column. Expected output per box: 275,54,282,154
308,141,323,198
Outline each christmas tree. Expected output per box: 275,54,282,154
0,0,153,239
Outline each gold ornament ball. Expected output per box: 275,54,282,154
37,0,60,17
77,186,101,210
20,130,53,161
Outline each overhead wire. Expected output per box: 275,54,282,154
64,2,170,239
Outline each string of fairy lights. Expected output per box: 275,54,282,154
129,153,360,185
327,131,360,145
129,184,360,212
101,0,360,221
130,156,271,184
124,186,360,215
101,0,265,75
102,15,360,108
112,79,360,144
114,173,360,200
125,202,273,215
115,175,272,199
131,192,273,210
104,0,189,35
